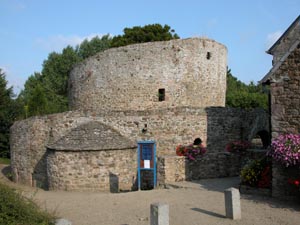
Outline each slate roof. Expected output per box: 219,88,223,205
47,121,137,151
261,39,300,84
261,15,300,84
267,15,300,55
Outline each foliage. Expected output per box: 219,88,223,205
226,69,268,109
0,182,56,225
111,24,179,47
225,140,251,153
176,144,206,161
0,157,10,164
76,35,112,59
240,158,271,188
267,134,300,167
288,177,300,188
0,69,19,158
19,24,179,118
18,46,81,117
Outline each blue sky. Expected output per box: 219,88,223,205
1,0,299,94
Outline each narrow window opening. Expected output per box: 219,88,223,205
206,52,211,60
158,88,165,101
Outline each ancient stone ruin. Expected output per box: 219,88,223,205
10,38,269,191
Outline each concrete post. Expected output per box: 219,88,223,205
150,202,169,225
224,187,241,220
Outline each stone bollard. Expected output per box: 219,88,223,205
150,202,169,225
224,188,241,220
55,218,72,225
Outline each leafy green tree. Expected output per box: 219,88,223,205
226,69,267,109
77,35,112,59
111,24,180,47
0,69,15,158
19,24,180,118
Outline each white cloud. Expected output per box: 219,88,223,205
35,33,105,52
266,31,283,49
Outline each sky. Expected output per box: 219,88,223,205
1,0,299,94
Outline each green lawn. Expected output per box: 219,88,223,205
0,157,10,164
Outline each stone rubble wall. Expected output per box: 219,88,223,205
47,149,137,192
10,107,268,191
158,150,268,184
270,44,300,138
69,38,227,112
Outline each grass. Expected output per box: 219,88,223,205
0,182,56,225
0,157,10,164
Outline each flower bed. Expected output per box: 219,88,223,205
240,157,271,189
176,144,206,161
226,140,251,153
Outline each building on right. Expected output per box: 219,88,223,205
261,15,300,138
261,15,300,200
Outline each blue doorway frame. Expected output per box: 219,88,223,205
137,140,156,190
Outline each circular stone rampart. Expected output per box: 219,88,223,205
69,37,227,112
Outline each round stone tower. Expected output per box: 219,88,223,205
69,37,227,112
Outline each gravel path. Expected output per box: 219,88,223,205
1,164,300,225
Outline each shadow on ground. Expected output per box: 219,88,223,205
0,164,12,181
167,176,300,212
191,207,226,218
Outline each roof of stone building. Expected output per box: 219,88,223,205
261,40,300,84
46,121,137,151
267,15,300,55
261,15,300,84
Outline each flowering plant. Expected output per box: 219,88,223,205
176,144,206,161
267,134,300,167
288,178,300,188
226,140,251,153
240,158,271,188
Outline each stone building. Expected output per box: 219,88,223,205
261,15,300,200
10,37,269,191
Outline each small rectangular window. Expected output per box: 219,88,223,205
206,52,211,60
158,88,165,101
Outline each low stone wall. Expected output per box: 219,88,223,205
158,150,268,185
47,148,137,192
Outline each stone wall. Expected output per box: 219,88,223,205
69,38,227,112
10,116,50,188
10,107,268,190
270,43,300,138
158,150,268,184
47,149,137,192
272,162,300,200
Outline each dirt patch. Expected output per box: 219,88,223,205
1,164,299,225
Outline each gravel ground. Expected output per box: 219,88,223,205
1,164,300,225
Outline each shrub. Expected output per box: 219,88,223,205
176,144,206,161
226,140,251,153
0,182,56,225
240,158,271,188
267,134,300,167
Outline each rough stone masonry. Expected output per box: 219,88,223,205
10,38,269,191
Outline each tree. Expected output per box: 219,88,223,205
226,69,267,109
111,24,180,47
77,35,112,59
0,69,15,158
19,24,180,118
